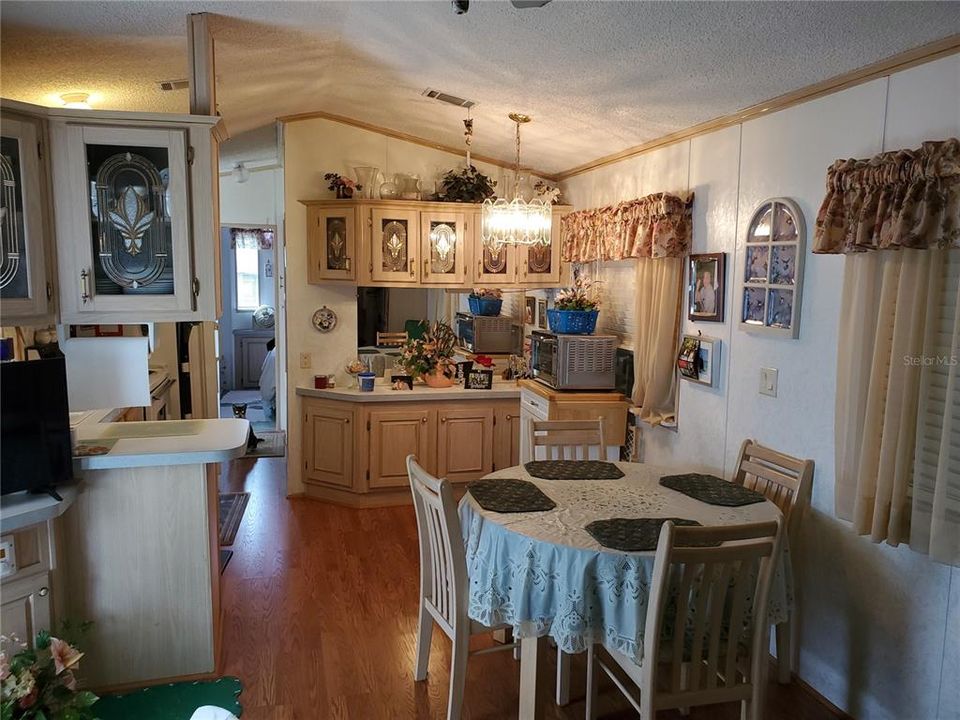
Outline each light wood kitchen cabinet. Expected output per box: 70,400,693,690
368,407,432,488
494,405,522,471
0,572,52,648
369,206,420,284
437,406,493,482
517,211,566,285
303,401,355,488
420,209,469,286
307,204,358,282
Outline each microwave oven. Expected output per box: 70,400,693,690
530,331,618,390
455,312,519,354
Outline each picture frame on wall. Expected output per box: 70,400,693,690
677,334,720,387
738,197,805,339
688,253,725,322
537,299,548,330
525,295,536,325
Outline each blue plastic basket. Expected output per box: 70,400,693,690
547,309,599,335
468,297,503,316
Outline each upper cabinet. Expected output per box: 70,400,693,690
0,107,55,323
420,209,468,286
369,206,419,284
518,212,566,285
48,108,223,323
307,204,357,282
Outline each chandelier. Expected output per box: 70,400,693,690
481,113,551,249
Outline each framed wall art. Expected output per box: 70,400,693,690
465,368,494,390
688,252,725,322
738,197,805,338
537,298,548,330
677,334,719,387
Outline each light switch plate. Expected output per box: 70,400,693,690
299,352,312,369
760,367,778,397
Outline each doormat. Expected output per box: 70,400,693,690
245,431,286,458
95,676,243,719
218,492,250,545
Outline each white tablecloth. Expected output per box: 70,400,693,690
459,462,793,664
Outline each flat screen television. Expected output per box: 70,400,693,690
1,357,73,498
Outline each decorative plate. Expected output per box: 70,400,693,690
253,304,275,328
312,306,337,332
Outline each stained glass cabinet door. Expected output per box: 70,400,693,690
1,114,52,320
52,124,195,319
420,210,467,286
518,210,564,285
370,207,419,283
308,205,357,282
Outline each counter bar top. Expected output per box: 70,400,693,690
296,381,522,403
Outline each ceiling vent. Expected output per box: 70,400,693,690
421,88,476,109
157,79,190,92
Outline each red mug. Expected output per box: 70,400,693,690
314,374,329,389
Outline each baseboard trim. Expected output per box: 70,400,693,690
769,657,855,720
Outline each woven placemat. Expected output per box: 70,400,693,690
468,478,557,513
525,460,625,480
660,473,767,507
585,517,719,552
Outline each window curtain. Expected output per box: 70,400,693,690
230,228,274,250
816,137,960,565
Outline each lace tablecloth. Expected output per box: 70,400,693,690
459,462,793,665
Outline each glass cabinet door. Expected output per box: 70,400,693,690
1,115,50,319
420,210,467,286
308,205,356,282
370,207,419,283
518,211,562,284
53,124,194,318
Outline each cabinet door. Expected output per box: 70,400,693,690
1,113,52,320
370,207,419,283
1,572,52,648
518,214,562,284
493,405,521,471
368,408,431,488
303,403,354,488
52,123,196,321
307,205,356,282
437,406,494,482
420,210,468,286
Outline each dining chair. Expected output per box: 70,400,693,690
528,418,607,461
585,519,784,720
733,439,814,683
376,330,408,347
406,455,517,720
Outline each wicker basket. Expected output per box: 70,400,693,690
547,309,599,334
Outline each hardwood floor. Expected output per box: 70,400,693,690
219,458,841,720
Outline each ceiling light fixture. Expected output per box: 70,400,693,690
481,113,551,249
60,92,91,110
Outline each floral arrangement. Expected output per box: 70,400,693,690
469,288,502,300
554,277,601,311
534,180,563,205
1,628,97,719
434,165,497,203
400,322,458,378
324,173,361,198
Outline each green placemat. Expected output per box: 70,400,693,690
468,478,557,513
95,676,243,719
525,460,625,480
585,518,718,552
660,473,766,507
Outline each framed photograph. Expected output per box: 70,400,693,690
465,368,494,390
524,296,536,325
537,299,548,330
454,360,473,383
677,334,720,387
739,197,805,339
688,253,725,322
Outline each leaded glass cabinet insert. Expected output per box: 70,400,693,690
0,135,27,298
326,217,349,271
371,207,418,283
420,210,466,285
308,205,356,282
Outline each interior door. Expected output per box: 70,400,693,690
370,207,419,283
420,210,468,286
368,407,432,488
437,406,494,482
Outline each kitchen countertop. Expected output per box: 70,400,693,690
1,485,78,534
297,380,522,403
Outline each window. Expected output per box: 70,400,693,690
235,245,259,310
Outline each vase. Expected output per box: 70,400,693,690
335,185,353,199
422,368,455,388
395,173,422,200
354,166,380,199
379,181,399,199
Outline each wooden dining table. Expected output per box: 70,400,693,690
458,461,792,720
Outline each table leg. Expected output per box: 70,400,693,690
519,636,551,720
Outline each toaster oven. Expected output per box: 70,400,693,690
455,312,519,354
530,330,618,390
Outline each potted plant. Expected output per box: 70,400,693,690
324,173,361,199
549,277,601,334
1,629,98,719
468,288,503,316
434,165,497,203
400,321,458,388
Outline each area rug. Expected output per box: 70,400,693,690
95,676,243,719
245,430,286,458
218,492,250,545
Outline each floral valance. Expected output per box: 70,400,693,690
561,192,694,263
230,228,274,250
813,138,959,254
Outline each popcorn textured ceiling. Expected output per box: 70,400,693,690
2,1,958,174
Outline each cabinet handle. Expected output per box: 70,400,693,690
38,587,49,597
477,259,483,276
505,414,512,420
409,258,416,277
80,268,91,304
344,418,350,424
421,416,428,424
423,258,429,276
440,417,447,423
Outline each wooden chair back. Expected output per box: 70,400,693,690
528,419,606,461
406,455,467,639
642,520,783,714
732,439,814,543
377,331,408,347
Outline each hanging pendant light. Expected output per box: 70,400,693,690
481,113,551,249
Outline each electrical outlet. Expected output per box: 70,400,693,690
759,367,778,397
299,352,312,369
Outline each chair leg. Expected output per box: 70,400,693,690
556,647,571,706
678,662,690,716
776,617,792,683
585,645,599,720
740,699,751,720
447,628,470,720
414,603,433,682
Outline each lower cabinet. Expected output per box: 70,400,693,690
300,396,520,505
0,572,52,649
